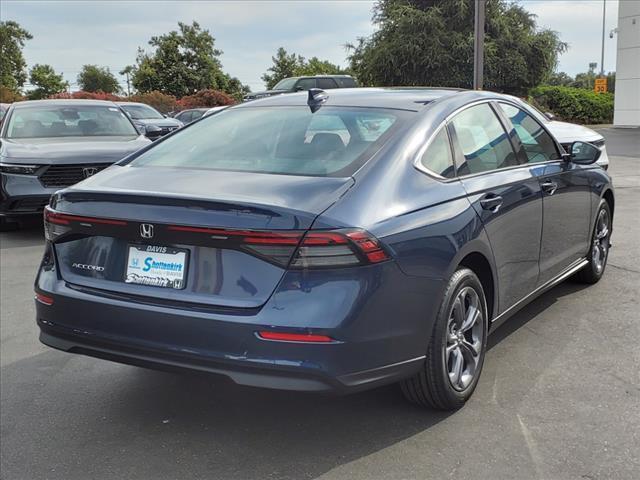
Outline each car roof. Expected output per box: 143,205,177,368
237,87,473,111
116,102,154,107
11,99,119,109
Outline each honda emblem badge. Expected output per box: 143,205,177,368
140,223,154,239
82,167,98,178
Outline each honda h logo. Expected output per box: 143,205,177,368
82,167,98,178
140,223,154,239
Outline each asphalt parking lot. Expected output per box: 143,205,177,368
1,128,639,480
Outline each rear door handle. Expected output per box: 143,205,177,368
541,180,558,195
480,194,503,212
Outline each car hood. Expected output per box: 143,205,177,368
0,136,150,164
546,121,603,143
133,118,182,127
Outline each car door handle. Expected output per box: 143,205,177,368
541,180,558,195
480,194,503,212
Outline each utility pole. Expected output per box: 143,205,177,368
600,0,606,76
125,71,131,97
473,0,486,90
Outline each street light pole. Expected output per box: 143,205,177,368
473,0,485,90
600,0,606,76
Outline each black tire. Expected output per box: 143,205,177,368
400,268,488,410
575,199,612,284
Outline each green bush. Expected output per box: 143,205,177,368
529,86,614,124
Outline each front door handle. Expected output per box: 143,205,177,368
480,194,503,212
541,180,558,195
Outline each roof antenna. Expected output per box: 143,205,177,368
307,88,328,113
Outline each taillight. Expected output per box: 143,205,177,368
256,331,335,343
290,229,390,268
44,206,127,242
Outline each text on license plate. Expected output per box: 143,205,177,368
125,245,187,289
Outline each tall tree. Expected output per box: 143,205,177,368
0,21,33,95
261,48,305,89
27,64,68,99
261,48,348,89
77,65,120,93
347,0,567,96
131,21,249,100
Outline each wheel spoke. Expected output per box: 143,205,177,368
460,339,479,358
596,227,609,239
461,305,480,332
449,347,464,387
451,297,464,328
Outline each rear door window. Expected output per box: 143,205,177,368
450,103,518,175
317,78,339,89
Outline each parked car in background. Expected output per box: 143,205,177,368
117,102,182,140
0,103,9,123
0,99,150,229
36,88,613,410
244,75,357,101
510,99,610,170
173,108,208,125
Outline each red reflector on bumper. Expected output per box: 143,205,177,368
257,331,334,343
35,293,54,306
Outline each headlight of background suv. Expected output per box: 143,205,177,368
0,163,41,175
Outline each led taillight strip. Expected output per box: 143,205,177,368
44,207,127,226
166,225,304,245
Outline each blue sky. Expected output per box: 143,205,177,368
3,0,620,93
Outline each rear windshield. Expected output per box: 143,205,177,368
6,105,138,138
129,106,408,177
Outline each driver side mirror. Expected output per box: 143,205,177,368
564,141,601,165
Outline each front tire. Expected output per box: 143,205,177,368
575,199,611,284
401,268,488,410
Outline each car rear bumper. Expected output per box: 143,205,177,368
35,255,442,393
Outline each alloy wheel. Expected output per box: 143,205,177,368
592,208,610,274
445,286,484,392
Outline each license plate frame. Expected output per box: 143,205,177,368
125,244,188,290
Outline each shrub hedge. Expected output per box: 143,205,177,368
529,85,614,124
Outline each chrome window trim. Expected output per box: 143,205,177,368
413,98,568,182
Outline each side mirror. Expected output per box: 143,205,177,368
566,141,601,165
544,112,556,121
295,86,305,91
144,124,163,140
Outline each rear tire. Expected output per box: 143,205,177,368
401,268,488,410
575,199,611,284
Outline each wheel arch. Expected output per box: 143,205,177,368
602,188,615,219
457,251,496,324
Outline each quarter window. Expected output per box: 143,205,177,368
450,103,518,175
499,103,560,163
419,127,455,178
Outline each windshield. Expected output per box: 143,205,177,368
6,105,138,139
273,78,298,90
129,106,407,177
120,104,164,120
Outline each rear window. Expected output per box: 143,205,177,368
129,106,407,177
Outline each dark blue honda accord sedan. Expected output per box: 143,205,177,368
35,88,613,410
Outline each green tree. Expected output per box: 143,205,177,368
131,21,249,100
261,48,305,89
27,64,68,99
546,71,574,87
347,0,567,96
119,65,135,96
261,48,349,89
0,21,33,95
77,65,120,93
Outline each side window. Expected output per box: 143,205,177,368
191,110,204,121
295,78,316,91
499,103,560,163
317,78,338,89
177,111,192,123
419,127,455,178
450,103,518,175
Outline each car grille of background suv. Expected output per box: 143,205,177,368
39,163,113,188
